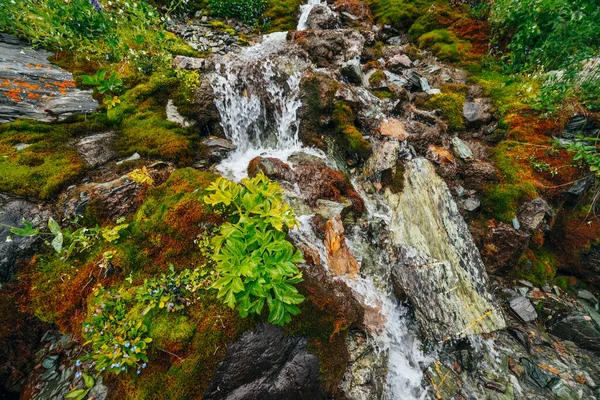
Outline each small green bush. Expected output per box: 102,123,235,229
209,0,267,24
204,173,305,326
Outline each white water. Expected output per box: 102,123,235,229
209,1,429,397
297,0,324,30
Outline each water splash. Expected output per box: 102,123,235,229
297,0,324,30
210,32,310,180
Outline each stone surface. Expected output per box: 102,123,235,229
386,54,412,73
377,118,407,140
450,137,473,160
387,158,505,341
0,34,98,123
199,136,237,163
324,215,360,277
562,114,599,139
462,98,493,125
0,194,50,283
293,29,366,68
340,331,387,400
204,324,325,400
341,57,363,85
549,313,600,352
305,4,339,30
172,55,206,70
166,99,191,127
509,296,538,322
364,140,400,177
517,197,553,233
75,131,117,168
477,222,530,273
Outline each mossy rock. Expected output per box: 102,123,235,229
0,115,113,199
418,29,471,62
516,249,557,286
332,101,373,161
263,0,303,32
423,92,466,131
367,0,445,32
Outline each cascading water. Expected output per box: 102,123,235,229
209,1,430,398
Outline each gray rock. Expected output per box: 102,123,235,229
386,54,412,73
577,290,598,308
562,115,599,139
199,136,237,163
0,194,50,283
340,331,387,400
173,55,206,70
0,34,97,123
314,199,351,219
549,313,600,352
387,158,505,341
14,143,31,151
463,98,493,125
75,131,117,168
518,197,553,233
460,196,480,212
115,152,141,165
364,140,400,177
509,296,537,322
204,324,325,400
405,71,424,92
341,57,363,85
450,137,473,160
565,175,594,200
295,29,366,68
549,378,579,400
88,377,109,400
305,4,339,30
166,99,191,128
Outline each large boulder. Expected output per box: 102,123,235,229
305,4,339,30
386,158,505,341
204,324,326,400
0,195,50,283
0,34,97,123
75,131,117,168
292,29,366,68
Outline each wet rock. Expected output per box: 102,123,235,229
341,57,363,85
75,131,117,168
60,163,173,222
314,199,351,220
293,29,366,68
549,313,600,352
340,331,387,400
305,4,339,30
405,71,424,92
565,175,594,201
199,137,237,163
0,34,98,123
521,358,549,389
248,156,295,181
518,197,553,233
509,296,538,322
425,362,460,400
577,290,598,308
478,222,530,273
463,98,493,125
166,99,191,128
386,54,412,73
192,79,222,129
562,115,599,139
172,55,207,70
548,378,579,400
387,158,505,341
459,196,480,212
363,140,400,177
204,324,325,400
325,215,360,277
0,195,50,283
450,137,473,160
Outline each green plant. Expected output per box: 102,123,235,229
82,288,152,375
204,173,305,326
65,373,95,400
81,70,124,95
561,136,600,179
208,0,267,24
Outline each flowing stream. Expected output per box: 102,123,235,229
209,3,429,398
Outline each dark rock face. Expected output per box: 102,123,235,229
0,195,50,283
477,222,530,273
340,58,363,85
549,314,600,352
204,324,326,400
199,137,237,163
0,34,98,123
561,114,599,139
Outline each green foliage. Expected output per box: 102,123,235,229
81,70,124,95
490,0,600,72
561,136,600,180
208,0,267,24
366,0,444,32
417,29,470,62
204,173,305,326
262,0,303,32
65,373,95,400
423,92,466,131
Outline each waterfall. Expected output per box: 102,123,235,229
209,2,429,398
297,0,324,30
210,32,313,180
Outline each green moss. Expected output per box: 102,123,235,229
482,183,537,223
517,249,557,286
118,112,194,163
418,29,471,62
263,0,303,32
367,0,445,31
332,102,373,161
408,6,462,41
369,70,387,87
423,92,466,131
147,313,197,352
0,115,113,199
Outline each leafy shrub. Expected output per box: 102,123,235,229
561,136,600,180
81,70,124,95
208,0,267,24
204,173,305,326
490,0,600,72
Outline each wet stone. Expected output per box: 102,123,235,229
509,296,537,322
0,33,98,123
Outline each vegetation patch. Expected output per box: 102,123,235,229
423,92,466,131
332,101,373,162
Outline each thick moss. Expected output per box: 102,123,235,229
423,92,466,131
418,29,471,62
517,249,557,286
0,115,113,199
366,0,445,31
332,101,373,161
263,0,303,32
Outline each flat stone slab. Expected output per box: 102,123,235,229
0,33,98,123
